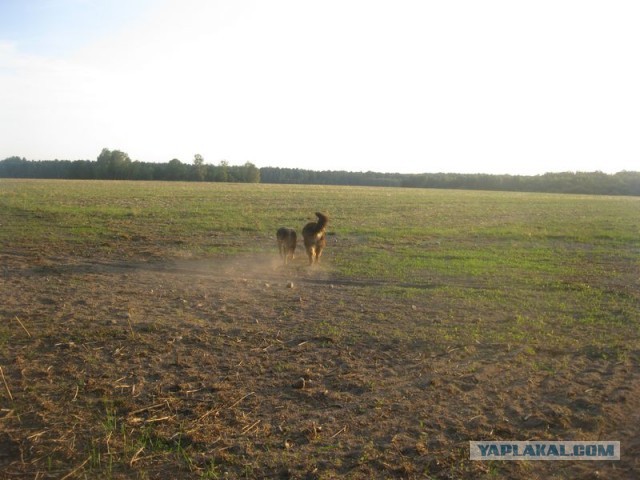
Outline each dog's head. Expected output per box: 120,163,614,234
314,212,329,229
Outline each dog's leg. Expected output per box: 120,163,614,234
307,246,315,265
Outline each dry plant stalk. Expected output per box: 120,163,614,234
14,316,31,337
60,456,90,480
330,426,347,439
130,446,145,467
241,419,261,435
227,391,255,409
196,408,219,423
0,366,13,401
127,313,135,338
129,402,165,415
145,415,173,423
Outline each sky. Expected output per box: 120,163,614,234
0,0,639,175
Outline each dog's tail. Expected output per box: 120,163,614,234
315,212,329,230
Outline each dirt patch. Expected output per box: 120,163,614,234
1,251,639,479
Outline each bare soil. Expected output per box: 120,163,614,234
1,250,639,479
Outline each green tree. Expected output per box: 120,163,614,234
218,160,229,182
193,154,206,181
96,148,132,179
166,158,186,180
243,162,260,183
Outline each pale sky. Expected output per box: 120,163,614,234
1,0,638,175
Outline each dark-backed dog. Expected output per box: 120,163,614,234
302,212,329,265
276,227,297,264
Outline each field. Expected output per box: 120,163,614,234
1,179,639,479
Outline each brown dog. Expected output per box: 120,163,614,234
276,227,297,264
302,212,329,265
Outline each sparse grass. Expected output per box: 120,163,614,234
1,179,639,479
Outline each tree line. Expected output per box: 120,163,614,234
0,149,260,183
1,150,639,196
261,168,640,196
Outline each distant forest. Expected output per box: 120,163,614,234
1,149,639,196
260,168,640,196
0,150,261,183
